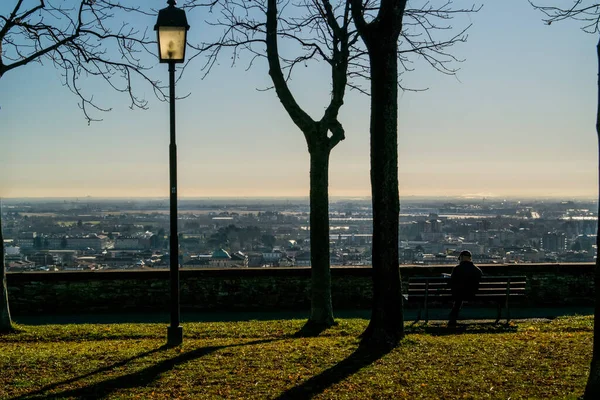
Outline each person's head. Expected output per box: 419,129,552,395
459,250,472,262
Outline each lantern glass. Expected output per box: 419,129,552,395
157,26,187,62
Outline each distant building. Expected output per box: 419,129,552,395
47,250,77,264
114,236,144,250
231,251,249,267
98,254,137,268
44,235,64,249
15,232,36,249
278,256,295,267
210,248,232,267
183,254,212,267
541,232,567,253
262,249,283,265
247,252,264,267
401,248,416,263
429,219,442,233
29,252,58,266
6,260,35,271
468,230,489,243
295,251,311,266
5,245,21,257
459,243,484,255
574,234,596,253
209,249,248,267
67,234,108,250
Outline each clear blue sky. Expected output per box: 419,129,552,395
0,0,597,199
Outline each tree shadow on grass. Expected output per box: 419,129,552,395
11,338,276,400
9,345,170,400
0,326,20,336
275,344,391,399
405,321,518,336
293,320,339,338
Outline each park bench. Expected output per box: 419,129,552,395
406,275,527,324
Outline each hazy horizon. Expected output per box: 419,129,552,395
1,194,596,202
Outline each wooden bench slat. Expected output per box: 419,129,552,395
408,291,525,297
408,278,447,283
408,293,525,301
409,285,525,290
408,283,526,290
408,276,526,283
481,276,527,280
406,275,527,324
408,287,526,293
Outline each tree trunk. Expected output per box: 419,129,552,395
265,0,338,331
307,144,335,328
361,37,404,348
0,212,13,333
584,36,600,399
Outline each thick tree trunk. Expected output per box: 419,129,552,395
361,38,404,348
0,213,13,333
584,36,600,399
307,144,335,328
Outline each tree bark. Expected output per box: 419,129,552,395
584,35,600,399
307,143,335,328
265,0,340,329
360,36,404,348
0,212,13,333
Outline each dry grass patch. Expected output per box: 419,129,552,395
0,316,592,399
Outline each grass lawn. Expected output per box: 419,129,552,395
0,316,592,399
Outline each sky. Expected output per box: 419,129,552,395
0,0,598,200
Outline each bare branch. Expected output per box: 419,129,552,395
530,0,600,33
266,0,315,135
0,1,173,124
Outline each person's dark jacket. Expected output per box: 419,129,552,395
450,261,483,301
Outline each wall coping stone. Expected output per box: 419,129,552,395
6,263,595,283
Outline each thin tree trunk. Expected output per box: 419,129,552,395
265,0,340,331
307,144,335,328
584,35,600,399
0,212,13,333
361,38,404,348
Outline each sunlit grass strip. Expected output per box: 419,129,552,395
0,316,592,399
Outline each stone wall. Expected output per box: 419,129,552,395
6,264,595,315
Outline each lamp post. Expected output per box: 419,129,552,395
155,0,189,347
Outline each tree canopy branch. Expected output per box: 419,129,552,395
0,0,174,124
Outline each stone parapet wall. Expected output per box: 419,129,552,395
6,264,595,315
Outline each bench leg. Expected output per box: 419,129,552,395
495,302,501,324
505,281,511,325
414,306,422,324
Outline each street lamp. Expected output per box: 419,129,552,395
155,0,189,347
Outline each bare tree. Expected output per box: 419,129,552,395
188,0,359,330
265,0,351,330
530,2,600,396
0,0,177,329
189,0,476,335
0,209,12,333
0,0,168,124
350,0,478,348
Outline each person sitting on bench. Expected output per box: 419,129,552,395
448,250,483,326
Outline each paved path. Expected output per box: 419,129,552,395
12,306,593,325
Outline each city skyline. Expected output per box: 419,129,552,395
0,1,597,199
